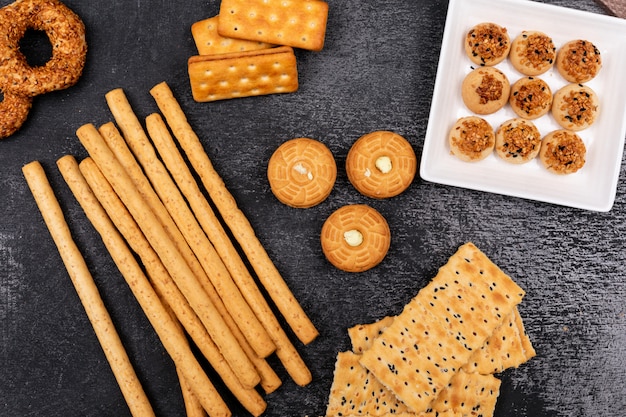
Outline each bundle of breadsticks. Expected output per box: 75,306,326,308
23,81,318,417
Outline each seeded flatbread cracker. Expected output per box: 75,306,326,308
359,243,525,413
191,16,274,55
462,307,529,374
348,316,396,354
218,0,329,51
326,350,501,417
326,351,412,417
428,370,501,417
188,46,298,102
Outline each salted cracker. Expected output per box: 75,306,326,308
188,46,298,102
359,243,525,413
191,16,273,55
218,0,329,51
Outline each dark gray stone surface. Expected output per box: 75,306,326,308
1,0,625,416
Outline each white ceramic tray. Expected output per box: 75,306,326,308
420,0,626,211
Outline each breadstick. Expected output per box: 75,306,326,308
89,127,279,394
105,88,275,359
75,123,260,390
56,155,232,417
150,81,319,346
21,161,156,417
78,156,273,410
146,112,312,387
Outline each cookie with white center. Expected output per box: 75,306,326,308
539,129,586,175
320,204,391,273
509,30,556,76
464,22,511,66
346,131,417,199
461,67,510,115
509,76,553,120
551,83,599,131
267,137,336,208
358,243,525,413
495,118,542,164
449,116,495,162
556,39,602,83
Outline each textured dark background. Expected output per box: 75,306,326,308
1,0,625,416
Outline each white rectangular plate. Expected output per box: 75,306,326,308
420,0,626,212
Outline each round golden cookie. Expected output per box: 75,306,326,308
461,67,510,115
495,118,542,164
551,83,599,131
509,31,556,76
267,137,337,208
539,130,586,175
556,39,602,83
345,131,416,199
464,22,511,66
320,204,391,273
509,76,553,120
449,116,495,162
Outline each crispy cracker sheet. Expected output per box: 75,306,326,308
188,46,298,102
218,0,329,51
192,16,273,55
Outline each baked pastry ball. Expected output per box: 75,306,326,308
495,118,542,164
556,39,602,83
461,67,510,114
345,131,416,199
464,22,511,66
509,30,556,76
320,204,391,273
449,116,495,162
539,130,586,174
267,137,336,208
551,83,599,131
509,76,553,119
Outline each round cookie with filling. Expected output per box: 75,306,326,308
551,83,599,131
461,67,510,115
345,130,416,199
495,118,542,164
449,116,495,162
509,30,556,76
539,130,586,174
464,22,511,66
267,137,337,208
320,204,391,273
556,39,602,83
509,76,553,120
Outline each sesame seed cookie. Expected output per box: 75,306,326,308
464,22,511,66
461,66,510,115
539,130,586,175
556,39,602,83
551,83,599,131
449,116,495,162
509,30,556,76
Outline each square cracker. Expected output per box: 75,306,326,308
191,16,274,55
218,0,329,51
359,243,525,413
188,46,298,102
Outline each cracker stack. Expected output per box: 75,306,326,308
188,0,329,102
326,242,536,417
